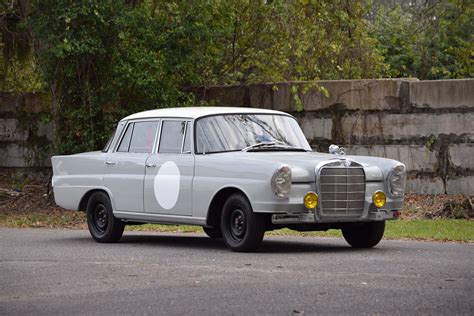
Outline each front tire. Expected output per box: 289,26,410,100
221,194,265,252
86,191,125,243
341,221,385,248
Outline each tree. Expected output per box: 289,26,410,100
0,0,43,92
26,0,388,154
371,0,473,79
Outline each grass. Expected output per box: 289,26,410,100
384,219,474,242
1,210,472,242
0,210,86,229
125,219,474,242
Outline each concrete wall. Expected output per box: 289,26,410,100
1,79,473,194
0,93,53,168
195,79,474,195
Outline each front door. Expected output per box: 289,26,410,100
144,120,194,216
104,120,159,212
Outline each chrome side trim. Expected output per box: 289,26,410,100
114,211,207,226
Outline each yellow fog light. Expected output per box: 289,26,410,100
373,191,386,208
304,192,318,209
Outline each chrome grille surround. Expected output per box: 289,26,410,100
318,160,366,218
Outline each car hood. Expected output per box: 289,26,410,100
222,151,402,182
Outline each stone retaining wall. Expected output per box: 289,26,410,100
1,79,473,194
195,79,474,195
0,93,53,168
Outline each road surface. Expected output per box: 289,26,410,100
1,228,473,315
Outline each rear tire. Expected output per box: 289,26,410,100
341,221,385,248
221,193,265,252
203,226,222,238
86,191,124,243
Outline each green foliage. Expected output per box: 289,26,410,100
0,0,45,92
26,0,388,154
0,46,45,92
425,135,436,151
29,0,195,154
372,0,473,79
190,0,386,83
0,0,467,154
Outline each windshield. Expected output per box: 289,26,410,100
195,114,311,154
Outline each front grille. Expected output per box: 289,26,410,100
319,167,365,217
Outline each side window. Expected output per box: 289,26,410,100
129,121,159,153
117,123,134,152
183,122,192,153
159,121,186,154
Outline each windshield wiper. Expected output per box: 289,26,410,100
242,141,278,152
242,141,307,152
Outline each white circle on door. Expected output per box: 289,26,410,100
154,161,180,210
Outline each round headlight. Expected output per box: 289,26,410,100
271,165,291,198
304,192,318,209
389,164,406,196
373,191,386,208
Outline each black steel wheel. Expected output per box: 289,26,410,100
221,193,265,252
341,221,385,248
86,191,124,243
202,226,222,238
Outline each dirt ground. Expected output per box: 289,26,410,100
0,172,472,229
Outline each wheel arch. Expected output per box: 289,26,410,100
206,187,250,228
78,187,115,212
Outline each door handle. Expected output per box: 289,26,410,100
146,163,156,168
105,160,116,165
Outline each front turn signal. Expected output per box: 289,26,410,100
373,191,386,208
304,192,318,209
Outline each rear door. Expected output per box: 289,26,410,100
104,119,159,212
144,119,194,216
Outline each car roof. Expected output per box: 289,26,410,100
121,106,290,121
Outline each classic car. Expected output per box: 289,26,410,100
51,107,406,252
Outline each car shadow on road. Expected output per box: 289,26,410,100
117,234,386,254
260,239,388,254
119,234,227,251
59,233,389,254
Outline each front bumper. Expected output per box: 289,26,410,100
271,205,402,224
264,182,404,225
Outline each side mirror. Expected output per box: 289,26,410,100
329,144,345,155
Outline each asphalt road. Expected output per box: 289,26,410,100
0,228,473,315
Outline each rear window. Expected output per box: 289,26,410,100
117,121,158,153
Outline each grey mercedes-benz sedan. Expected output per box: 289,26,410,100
52,107,406,252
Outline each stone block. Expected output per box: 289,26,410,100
246,79,414,112
346,145,438,172
301,79,410,111
0,143,28,167
249,84,283,110
0,119,27,141
23,92,51,113
0,92,50,114
37,121,55,141
300,116,333,141
202,85,247,107
446,176,474,195
0,94,21,114
406,177,445,194
410,79,474,109
0,143,51,167
449,144,474,170
342,113,474,141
